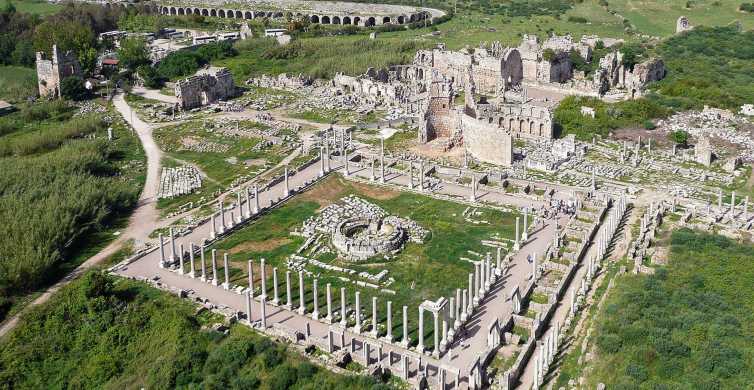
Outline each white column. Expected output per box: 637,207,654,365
417,307,425,352
433,310,440,356
169,228,176,262
467,273,474,312
159,233,166,268
285,271,292,308
260,258,267,297
245,186,251,218
200,245,206,281
523,207,529,241
253,185,259,214
371,296,378,337
248,260,254,298
354,291,361,333
385,301,393,342
402,305,410,347
245,291,252,323
211,249,218,286
326,283,333,322
319,147,325,177
514,217,520,251
236,192,242,223
312,278,319,320
283,166,290,197
189,243,195,278
272,268,279,305
178,244,184,275
380,137,385,183
260,292,267,328
219,201,226,233
222,253,230,290
340,287,347,326
298,271,305,315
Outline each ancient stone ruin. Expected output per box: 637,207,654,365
175,66,236,110
35,45,82,98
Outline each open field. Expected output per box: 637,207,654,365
0,0,61,15
205,175,518,344
0,66,37,103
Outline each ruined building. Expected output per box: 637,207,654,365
35,45,82,98
175,66,236,110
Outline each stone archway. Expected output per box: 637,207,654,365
161,6,169,14
382,16,391,24
244,11,252,19
343,16,351,24
397,15,406,24
322,15,331,24
177,7,185,15
365,17,375,26
508,118,514,130
332,16,341,24
502,49,524,88
538,123,544,137
354,16,361,25
218,9,225,17
201,8,209,16
311,15,320,23
210,9,216,16
235,10,242,18
519,120,525,132
169,6,176,15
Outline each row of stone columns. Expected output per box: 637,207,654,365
533,320,560,388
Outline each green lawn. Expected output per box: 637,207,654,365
1,0,61,15
207,175,518,346
0,66,37,103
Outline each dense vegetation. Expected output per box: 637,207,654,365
0,101,144,322
556,26,754,140
0,271,394,389
591,229,754,388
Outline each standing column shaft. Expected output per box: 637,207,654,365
298,271,305,315
222,254,230,289
272,268,279,305
260,259,267,297
312,279,319,320
402,305,409,345
286,271,292,307
417,308,425,351
211,249,218,286
354,292,361,333
340,288,347,326
386,301,393,341
326,283,333,321
200,245,206,281
248,260,254,298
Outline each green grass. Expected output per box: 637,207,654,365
207,175,518,346
588,229,754,388
0,66,37,103
1,0,61,15
0,271,395,389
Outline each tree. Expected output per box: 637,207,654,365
136,65,161,89
60,76,87,100
670,130,689,146
11,40,35,67
117,37,150,70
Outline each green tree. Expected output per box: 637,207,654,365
33,19,96,73
60,76,87,100
117,37,150,70
670,130,689,146
136,65,161,89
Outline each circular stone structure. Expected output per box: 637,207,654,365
332,217,405,261
153,0,444,27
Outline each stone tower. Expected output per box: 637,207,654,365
418,72,456,143
35,45,81,98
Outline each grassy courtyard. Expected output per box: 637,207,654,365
206,175,518,346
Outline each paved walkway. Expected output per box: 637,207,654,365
116,154,575,388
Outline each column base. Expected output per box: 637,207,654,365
188,271,195,278
212,279,219,286
383,335,394,343
399,338,411,348
298,307,305,316
272,299,279,306
222,282,230,290
325,315,333,324
312,312,319,320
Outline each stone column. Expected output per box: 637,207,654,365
178,244,185,275
260,293,267,329
380,137,385,183
211,249,218,286
248,260,254,298
340,287,347,326
326,283,333,322
236,192,242,223
514,217,520,251
401,305,410,347
432,310,440,356
467,273,474,312
260,258,267,297
254,185,260,214
245,291,252,323
319,147,325,177
298,271,305,315
385,301,393,342
417,307,425,352
731,191,736,214
200,245,206,282
245,186,252,218
222,253,230,290
408,161,413,189
272,268,279,305
312,278,319,320
371,296,378,337
188,243,195,278
169,228,177,262
210,213,216,238
461,289,468,322
285,271,292,308
473,263,481,305
219,201,226,233
354,291,361,333
159,233,166,268
523,207,529,241
283,166,290,197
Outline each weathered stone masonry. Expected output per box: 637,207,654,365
175,66,236,110
35,45,82,98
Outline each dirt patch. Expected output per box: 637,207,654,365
299,176,348,207
350,181,400,200
229,238,292,254
612,127,673,148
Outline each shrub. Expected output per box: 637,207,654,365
567,16,588,23
670,130,688,146
642,120,656,129
740,3,754,12
60,76,88,101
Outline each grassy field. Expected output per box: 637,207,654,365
206,175,518,346
0,0,61,15
0,66,37,103
588,229,754,388
0,271,394,389
152,119,300,214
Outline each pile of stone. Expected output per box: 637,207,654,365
75,101,108,117
657,107,754,161
158,166,202,199
180,136,230,153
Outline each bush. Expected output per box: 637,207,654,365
741,3,754,12
642,120,656,129
670,130,688,146
567,16,588,23
60,76,88,101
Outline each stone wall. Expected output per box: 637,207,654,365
462,112,513,166
35,45,82,98
175,66,236,109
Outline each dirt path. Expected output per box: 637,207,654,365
0,93,163,339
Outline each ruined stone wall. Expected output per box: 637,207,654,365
462,113,513,166
419,77,458,142
176,67,235,109
474,103,554,139
471,54,501,96
35,45,81,98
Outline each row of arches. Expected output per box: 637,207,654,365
159,6,427,27
485,115,551,138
